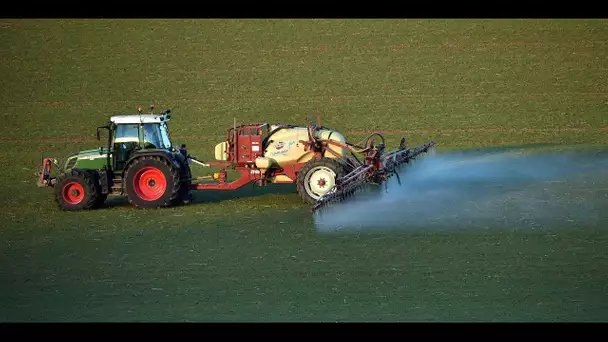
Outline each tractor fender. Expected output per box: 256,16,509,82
122,150,182,178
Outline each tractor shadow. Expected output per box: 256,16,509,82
100,183,299,209
189,183,299,204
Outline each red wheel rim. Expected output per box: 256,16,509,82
62,182,85,205
133,166,167,201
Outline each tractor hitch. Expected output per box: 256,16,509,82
37,157,59,188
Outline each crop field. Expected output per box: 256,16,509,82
1,19,607,322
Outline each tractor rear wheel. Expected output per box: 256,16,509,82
54,169,102,211
124,156,181,208
296,157,346,204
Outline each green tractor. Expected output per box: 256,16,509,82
38,106,192,211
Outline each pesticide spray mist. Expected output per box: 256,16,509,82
313,144,608,233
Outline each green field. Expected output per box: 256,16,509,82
1,19,607,322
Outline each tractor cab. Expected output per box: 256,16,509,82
104,110,173,171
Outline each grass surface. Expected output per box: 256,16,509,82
0,19,607,322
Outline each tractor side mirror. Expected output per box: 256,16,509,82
96,125,110,141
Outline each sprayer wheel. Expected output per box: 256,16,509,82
297,157,346,204
124,156,181,209
54,169,101,211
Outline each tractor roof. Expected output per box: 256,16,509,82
110,114,170,124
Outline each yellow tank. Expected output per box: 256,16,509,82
214,141,228,161
261,127,346,167
212,125,348,169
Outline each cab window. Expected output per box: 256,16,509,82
143,123,163,149
114,124,139,143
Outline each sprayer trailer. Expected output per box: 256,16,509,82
37,106,435,213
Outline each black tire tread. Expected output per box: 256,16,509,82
94,194,108,208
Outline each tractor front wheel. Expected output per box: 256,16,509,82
296,157,345,204
124,156,181,208
54,169,102,211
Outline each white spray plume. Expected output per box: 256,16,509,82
314,145,608,233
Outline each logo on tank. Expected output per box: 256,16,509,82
268,141,297,156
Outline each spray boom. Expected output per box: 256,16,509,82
311,135,436,213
